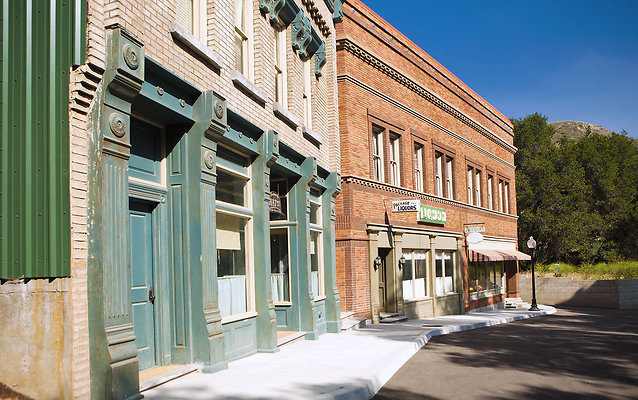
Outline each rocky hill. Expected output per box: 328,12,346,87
549,121,615,143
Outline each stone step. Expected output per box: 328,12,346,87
379,312,400,319
379,315,408,323
341,311,368,331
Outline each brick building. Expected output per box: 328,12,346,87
1,0,344,398
335,0,529,323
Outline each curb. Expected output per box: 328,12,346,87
325,306,557,400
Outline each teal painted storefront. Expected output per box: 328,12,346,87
87,26,341,399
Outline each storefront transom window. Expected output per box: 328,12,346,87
435,251,455,296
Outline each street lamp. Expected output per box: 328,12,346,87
527,236,540,311
398,255,406,270
373,256,382,271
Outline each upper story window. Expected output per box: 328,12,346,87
274,29,288,108
176,0,206,40
372,125,384,182
498,178,510,214
234,0,252,77
414,142,424,192
467,165,482,207
487,173,494,210
303,59,313,130
389,133,401,186
435,149,455,200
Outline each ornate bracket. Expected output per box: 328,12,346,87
204,92,229,141
314,42,326,77
332,0,343,23
260,0,301,30
263,130,280,168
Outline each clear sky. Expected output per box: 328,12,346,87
359,0,638,137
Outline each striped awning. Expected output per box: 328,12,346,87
469,248,531,262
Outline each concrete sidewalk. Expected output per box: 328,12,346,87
144,305,556,400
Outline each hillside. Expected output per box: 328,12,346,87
549,121,615,143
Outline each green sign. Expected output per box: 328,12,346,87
419,205,447,225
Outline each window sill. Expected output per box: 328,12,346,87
170,22,222,70
469,288,504,301
221,311,258,325
273,102,300,129
230,70,268,105
274,301,292,307
403,297,433,303
313,295,326,302
302,125,322,147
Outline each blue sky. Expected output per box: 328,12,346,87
360,0,638,137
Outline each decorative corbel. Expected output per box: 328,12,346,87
261,0,301,30
333,0,344,23
291,11,311,52
314,42,326,77
204,92,229,141
300,156,318,185
264,130,280,168
300,26,322,62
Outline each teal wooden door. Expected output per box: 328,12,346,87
130,200,157,371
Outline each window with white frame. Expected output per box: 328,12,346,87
467,165,482,206
487,174,494,210
469,261,504,294
414,142,424,192
402,250,428,300
216,146,253,320
504,181,510,214
176,0,206,40
303,59,312,130
389,133,400,186
274,29,287,107
234,0,251,76
435,150,455,199
372,125,384,182
435,250,455,296
270,179,291,303
309,189,323,298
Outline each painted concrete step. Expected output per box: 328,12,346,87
379,315,409,323
276,331,306,347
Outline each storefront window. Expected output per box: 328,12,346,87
270,228,290,302
270,179,289,221
310,230,323,297
217,212,248,317
402,250,428,300
469,261,504,294
435,251,455,295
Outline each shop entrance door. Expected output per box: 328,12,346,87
378,248,391,312
130,200,157,371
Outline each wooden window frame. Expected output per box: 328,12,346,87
234,0,253,79
413,141,425,192
497,174,512,214
367,112,405,185
465,159,483,207
432,142,455,200
274,28,287,108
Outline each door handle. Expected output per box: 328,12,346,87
149,286,156,304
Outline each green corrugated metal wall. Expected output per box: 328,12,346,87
1,0,86,278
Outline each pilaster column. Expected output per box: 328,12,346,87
91,25,144,400
324,172,341,332
393,233,404,315
197,90,229,372
253,130,280,352
456,237,466,314
429,235,438,316
368,230,380,324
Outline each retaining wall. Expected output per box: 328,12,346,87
520,275,638,309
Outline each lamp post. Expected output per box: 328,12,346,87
527,236,540,311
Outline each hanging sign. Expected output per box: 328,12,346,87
466,232,484,244
392,199,420,212
418,205,447,225
464,226,485,234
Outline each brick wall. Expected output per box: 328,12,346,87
335,0,520,318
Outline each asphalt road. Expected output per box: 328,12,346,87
374,307,638,400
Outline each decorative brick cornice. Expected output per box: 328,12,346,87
301,0,331,36
337,38,517,154
341,175,519,219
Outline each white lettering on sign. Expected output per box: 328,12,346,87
392,199,419,212
418,205,447,224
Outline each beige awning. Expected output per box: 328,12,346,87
469,248,531,262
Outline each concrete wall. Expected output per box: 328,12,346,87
520,275,638,309
0,279,72,400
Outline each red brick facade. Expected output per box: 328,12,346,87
335,0,522,319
